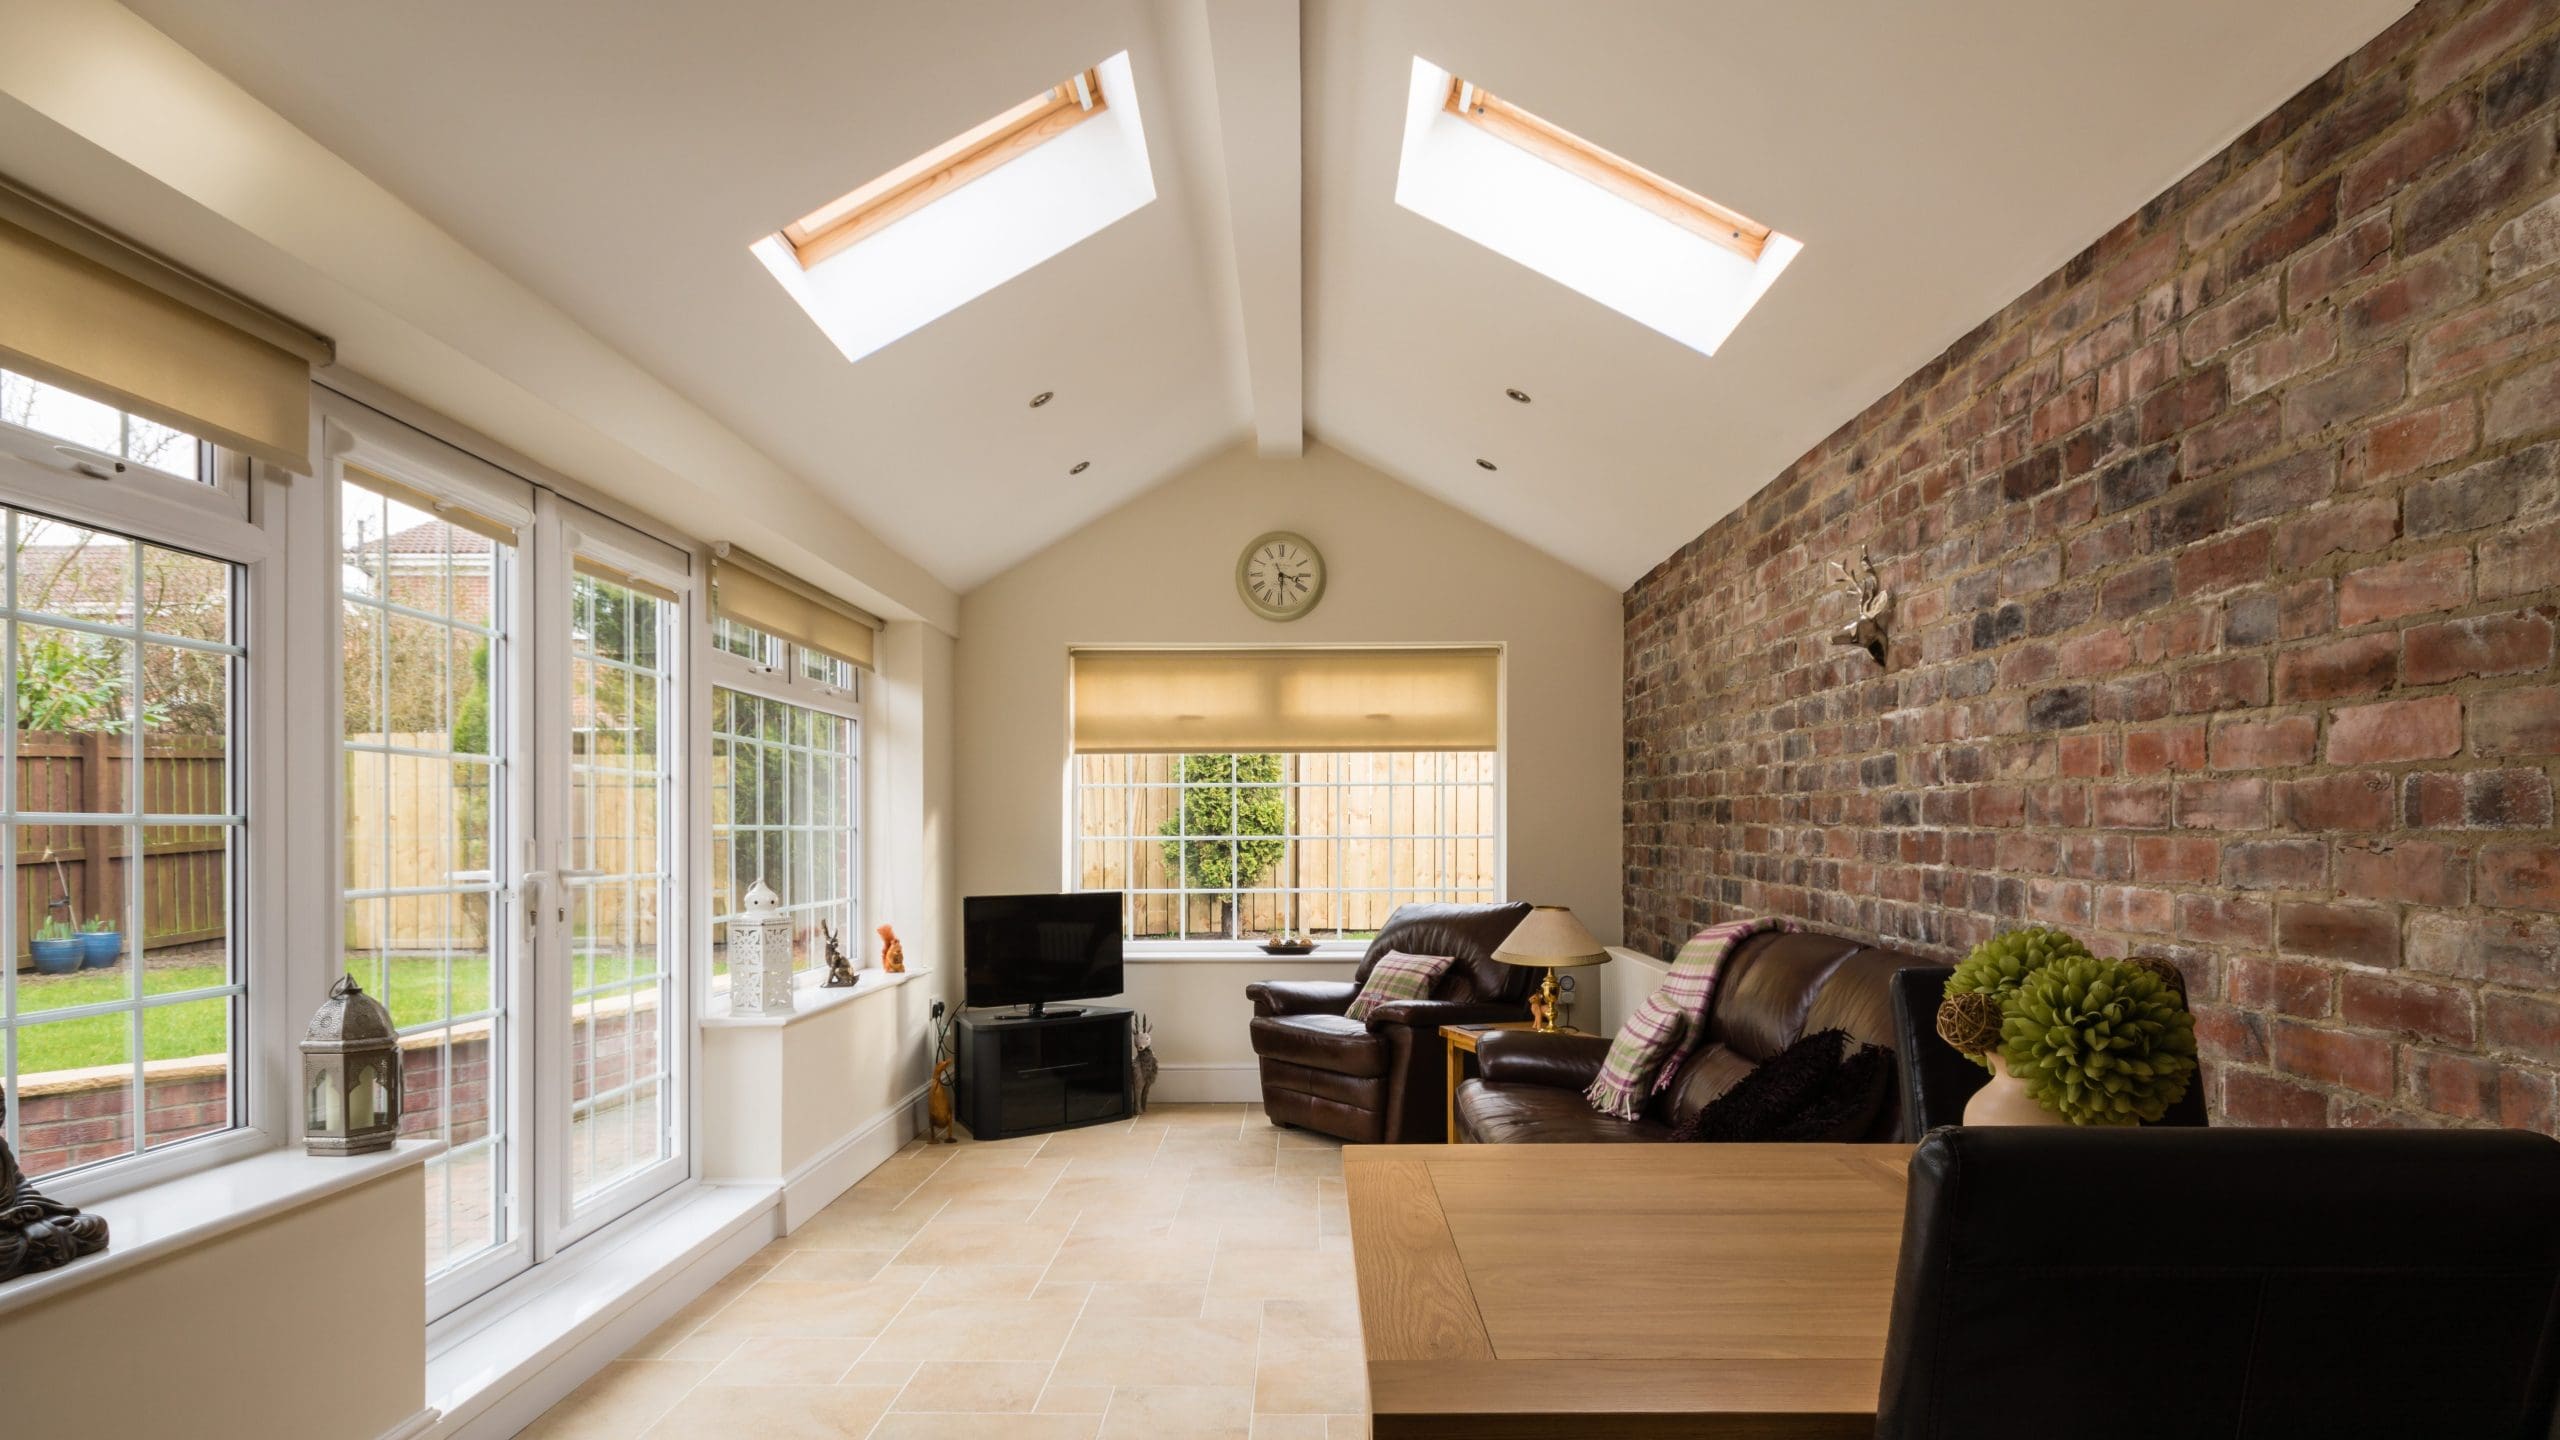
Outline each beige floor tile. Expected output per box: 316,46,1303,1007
1276,1146,1344,1177
895,1217,1072,1268
518,1360,714,1439
764,1248,900,1284
870,1414,1101,1440
1045,1232,1219,1286
785,1196,947,1252
893,1360,1052,1413
1051,1307,1264,1389
862,1294,1087,1364
1100,1385,1254,1440
1250,1415,1329,1440
642,1383,900,1439
1030,1279,1096,1305
1081,1279,1209,1318
651,1332,747,1363
701,1336,863,1386
914,1262,1053,1298
1037,1383,1114,1414
1209,1245,1357,1303
841,1358,919,1388
1255,1298,1367,1414
1326,1414,1371,1439
696,1273,926,1339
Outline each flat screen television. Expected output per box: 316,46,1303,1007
963,892,1124,1017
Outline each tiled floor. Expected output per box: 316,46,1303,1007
520,1103,1369,1439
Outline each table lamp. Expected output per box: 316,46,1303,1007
1493,905,1608,1033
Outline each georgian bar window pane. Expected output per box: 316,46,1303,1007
710,687,858,979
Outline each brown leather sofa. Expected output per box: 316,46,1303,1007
1246,900,1534,1143
1453,926,1923,1143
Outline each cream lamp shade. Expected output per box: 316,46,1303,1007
1494,906,1608,968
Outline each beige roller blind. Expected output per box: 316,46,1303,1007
1072,648,1500,754
0,189,331,473
574,554,681,606
344,463,522,547
711,549,879,669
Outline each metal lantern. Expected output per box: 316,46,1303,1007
729,878,797,1016
302,973,403,1156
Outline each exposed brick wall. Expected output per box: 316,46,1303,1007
1623,0,2560,1131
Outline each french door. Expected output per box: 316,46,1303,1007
328,406,688,1318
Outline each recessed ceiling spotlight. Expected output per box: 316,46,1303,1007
1475,458,1498,471
1069,460,1090,474
1030,391,1055,408
1505,388,1531,404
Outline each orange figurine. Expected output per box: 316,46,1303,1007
877,922,905,973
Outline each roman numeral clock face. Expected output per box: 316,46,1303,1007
1236,531,1326,622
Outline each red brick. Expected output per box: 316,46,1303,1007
2406,442,2559,539
2095,883,2176,934
2232,181,2339,285
2184,154,2282,249
2122,724,2207,775
2341,95,2476,213
2336,550,2471,626
2222,1069,2331,1126
2336,839,2469,906
2414,0,2552,97
2275,633,2399,704
2341,397,2476,488
2481,846,2560,911
2173,655,2270,714
2209,714,2318,771
2327,695,2463,764
2057,627,2133,679
2345,247,2483,346
2281,345,2407,437
2401,611,2555,685
2278,900,2403,964
2179,893,2273,947
2407,912,2560,985
2481,516,2560,599
2058,733,2114,778
2488,354,2560,442
2270,1020,2395,1095
2412,273,2560,387
2485,992,2560,1064
2280,770,2396,830
2174,528,2271,598
2230,954,2336,1015
2470,687,2560,756
2401,126,2555,256
2285,216,2392,313
2222,838,2328,890
2272,497,2399,571
2181,400,2282,478
2340,972,2476,1044
2177,777,2270,830
2134,834,2221,884
2492,190,2560,285
2410,1047,2558,1127
2094,781,2172,828
2231,314,2339,397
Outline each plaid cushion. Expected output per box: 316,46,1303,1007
1345,950,1455,1022
1586,918,1788,1119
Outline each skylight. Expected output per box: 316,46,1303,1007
1394,58,1800,357
755,52,1153,364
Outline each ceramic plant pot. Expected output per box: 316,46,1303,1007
29,937,84,975
79,930,122,968
1964,1053,2070,1126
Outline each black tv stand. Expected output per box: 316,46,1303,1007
1002,1002,1088,1021
955,1005,1132,1140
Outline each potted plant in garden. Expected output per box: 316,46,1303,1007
29,919,84,975
78,916,122,969
1937,927,2199,1126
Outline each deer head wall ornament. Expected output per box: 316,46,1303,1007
1829,548,1892,665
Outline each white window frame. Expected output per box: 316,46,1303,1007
1067,749,1505,959
0,368,248,520
703,619,864,990
0,422,287,1207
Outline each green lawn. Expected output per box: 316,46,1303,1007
16,956,494,1075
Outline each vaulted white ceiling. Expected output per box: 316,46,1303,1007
85,0,2409,595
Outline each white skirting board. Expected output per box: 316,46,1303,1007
780,1083,932,1230
375,1409,442,1440
1147,1060,1264,1105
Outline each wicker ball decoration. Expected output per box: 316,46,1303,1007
1934,989,2006,1058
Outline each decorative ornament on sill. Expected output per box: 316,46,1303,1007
729,878,796,1017
1828,546,1893,666
303,973,404,1156
926,1000,958,1145
1131,1013,1159,1115
0,1086,111,1280
878,922,906,974
819,920,859,989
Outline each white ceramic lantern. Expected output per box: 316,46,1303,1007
729,878,796,1016
302,973,403,1155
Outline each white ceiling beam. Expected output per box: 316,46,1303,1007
1203,0,1304,458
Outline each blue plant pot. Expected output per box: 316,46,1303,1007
29,937,84,975
79,930,123,968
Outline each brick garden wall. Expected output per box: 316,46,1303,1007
1623,0,2560,1130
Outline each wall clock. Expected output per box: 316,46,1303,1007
1236,531,1325,622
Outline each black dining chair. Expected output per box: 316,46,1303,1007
1886,963,2208,1135
1877,1126,2560,1440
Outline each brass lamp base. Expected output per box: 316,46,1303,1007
1535,966,1564,1032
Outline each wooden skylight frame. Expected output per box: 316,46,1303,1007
1443,76,1769,262
782,67,1108,269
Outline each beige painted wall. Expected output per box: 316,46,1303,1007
0,1171,423,1440
956,442,1623,1085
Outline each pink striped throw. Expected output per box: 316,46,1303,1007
1585,917,1789,1120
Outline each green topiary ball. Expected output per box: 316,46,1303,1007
1944,928,2096,1069
1998,955,2198,1126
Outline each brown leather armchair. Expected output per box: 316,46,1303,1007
1246,900,1533,1143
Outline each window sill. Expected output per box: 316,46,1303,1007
701,967,927,1028
1124,946,1367,964
0,1136,445,1321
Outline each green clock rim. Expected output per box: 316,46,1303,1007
1236,530,1324,622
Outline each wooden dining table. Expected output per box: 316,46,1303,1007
1342,1142,1912,1439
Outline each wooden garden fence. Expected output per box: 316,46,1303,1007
12,731,228,969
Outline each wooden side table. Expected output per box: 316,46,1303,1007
1440,1021,1588,1143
